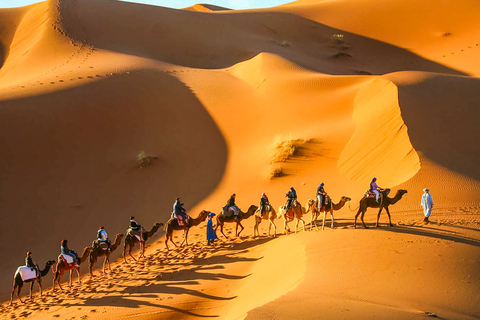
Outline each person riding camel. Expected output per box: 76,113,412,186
129,216,145,252
25,251,38,276
60,240,79,267
173,197,189,226
370,177,384,203
92,226,111,250
226,193,239,219
285,187,297,213
259,193,270,217
316,182,327,211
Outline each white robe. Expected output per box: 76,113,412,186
421,193,433,217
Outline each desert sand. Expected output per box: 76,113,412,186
0,0,479,319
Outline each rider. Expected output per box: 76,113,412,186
25,251,38,275
285,187,297,213
259,192,270,216
92,226,111,249
316,183,327,211
60,240,78,266
129,216,144,252
226,193,239,218
370,177,384,203
173,197,189,225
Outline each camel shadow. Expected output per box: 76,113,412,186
378,225,480,248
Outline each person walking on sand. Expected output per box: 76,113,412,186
207,212,217,245
421,188,433,223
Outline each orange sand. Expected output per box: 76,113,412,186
0,0,479,319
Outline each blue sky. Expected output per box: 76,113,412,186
1,0,292,10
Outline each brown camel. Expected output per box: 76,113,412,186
10,260,56,305
52,247,92,291
305,196,351,231
123,222,163,263
164,210,210,251
253,204,280,237
354,189,408,228
89,233,124,276
216,205,258,238
279,200,306,234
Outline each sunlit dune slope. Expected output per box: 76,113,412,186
283,0,480,75
184,3,231,12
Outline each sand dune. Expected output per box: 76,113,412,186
0,0,479,319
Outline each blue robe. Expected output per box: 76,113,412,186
207,219,217,241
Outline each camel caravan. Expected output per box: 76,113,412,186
11,179,407,304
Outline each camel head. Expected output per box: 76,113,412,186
305,199,316,213
342,196,352,202
198,210,210,221
46,260,56,267
398,189,408,196
278,206,286,216
245,205,258,218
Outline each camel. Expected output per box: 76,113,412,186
279,200,306,234
216,205,258,238
89,233,124,276
10,260,56,305
354,189,408,228
305,196,351,231
164,210,210,251
123,222,163,263
52,247,92,291
253,204,280,237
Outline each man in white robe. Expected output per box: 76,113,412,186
421,188,433,223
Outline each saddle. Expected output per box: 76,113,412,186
16,266,38,282
60,253,74,265
364,188,391,199
222,206,238,218
98,241,109,251
127,227,145,241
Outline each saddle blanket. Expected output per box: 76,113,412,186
16,266,37,282
61,254,75,264
127,228,144,241
99,242,109,250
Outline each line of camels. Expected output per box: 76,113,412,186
11,188,407,305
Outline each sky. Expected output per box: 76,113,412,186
0,0,292,10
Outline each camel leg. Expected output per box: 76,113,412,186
295,218,299,233
301,217,306,232
179,228,190,246
237,221,244,237
222,223,229,238
123,245,129,263
354,209,362,228
284,217,291,234
361,211,368,229
38,280,43,297
322,211,326,231
385,207,393,227
254,218,259,237
13,284,23,304
330,211,334,229
76,268,81,284
29,281,34,299
139,241,145,259
375,207,384,227
69,269,73,286
129,244,137,262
